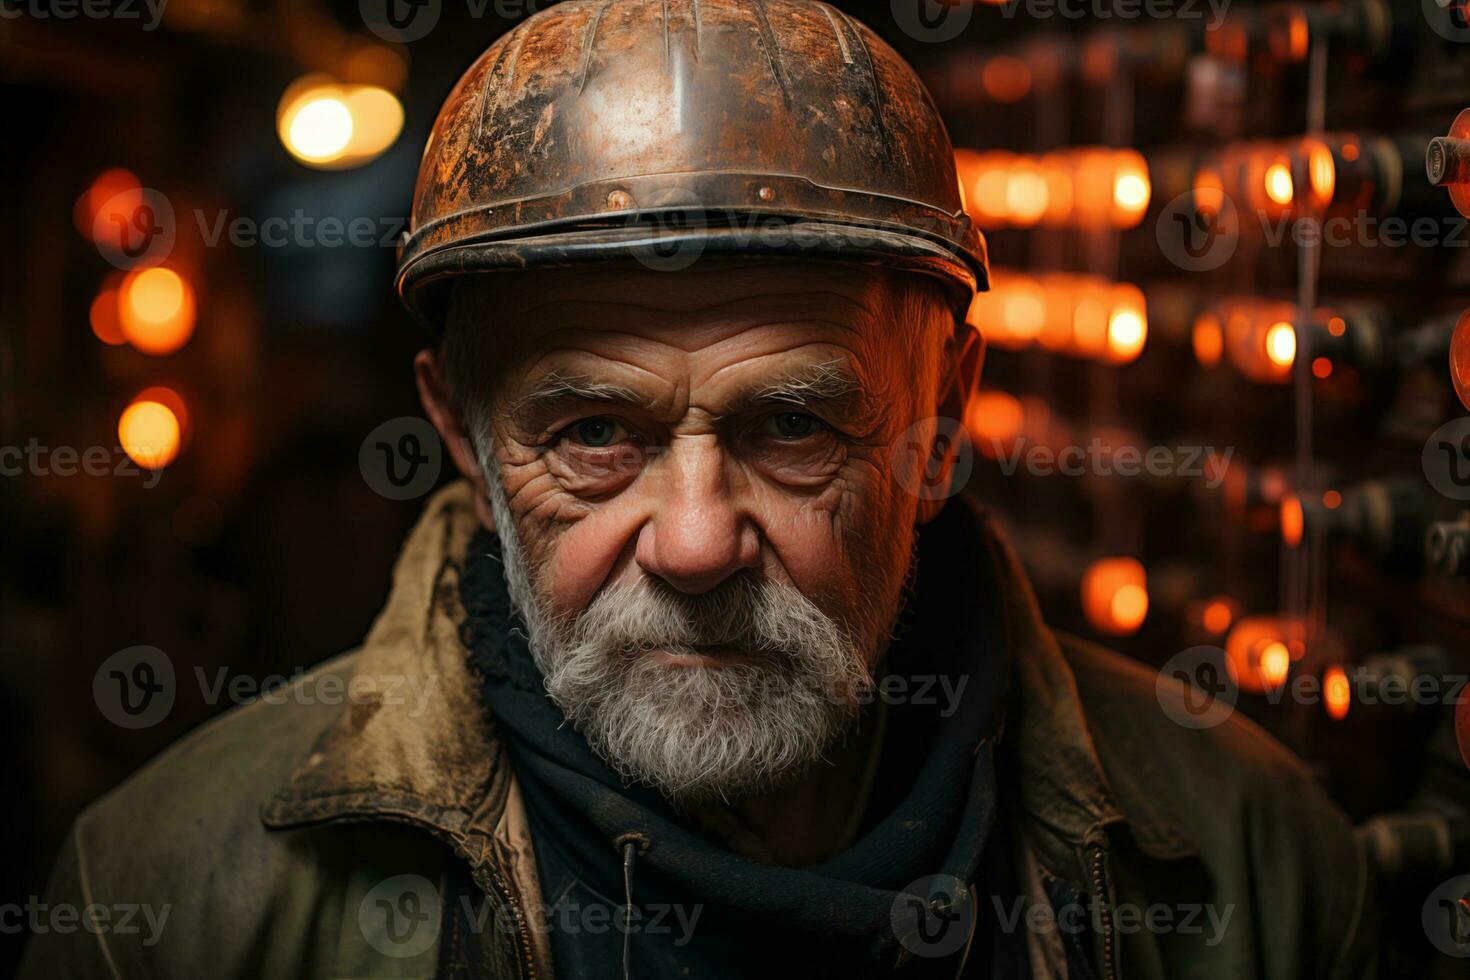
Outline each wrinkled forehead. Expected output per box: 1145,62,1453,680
446,259,908,362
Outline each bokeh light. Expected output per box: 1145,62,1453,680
1082,557,1149,635
119,267,196,355
118,397,182,470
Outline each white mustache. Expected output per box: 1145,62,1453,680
562,572,847,663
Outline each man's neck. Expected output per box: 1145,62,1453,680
683,698,887,867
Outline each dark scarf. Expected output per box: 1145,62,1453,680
459,498,1018,979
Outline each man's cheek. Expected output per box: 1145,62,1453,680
539,504,648,615
758,489,865,608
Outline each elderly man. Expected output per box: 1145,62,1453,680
23,2,1374,979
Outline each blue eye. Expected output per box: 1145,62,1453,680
766,412,822,440
570,417,623,447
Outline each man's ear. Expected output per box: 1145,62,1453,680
414,348,497,532
916,323,985,525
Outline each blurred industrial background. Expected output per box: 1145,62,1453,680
6,0,1470,974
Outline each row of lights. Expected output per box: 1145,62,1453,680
969,269,1148,364
1192,297,1381,384
74,172,197,472
74,70,407,474
954,147,1152,230
1192,133,1383,220
1084,570,1355,719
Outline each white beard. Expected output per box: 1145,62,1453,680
475,445,873,804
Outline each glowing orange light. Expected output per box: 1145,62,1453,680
1312,356,1333,379
1038,273,1079,351
1082,557,1149,636
971,153,1015,225
1264,163,1294,206
1111,584,1148,627
89,284,126,346
1342,142,1360,162
118,398,181,470
1071,294,1110,358
1286,12,1309,61
1225,617,1302,694
1323,489,1342,510
1105,287,1152,367
1006,161,1050,227
1106,298,1147,364
1072,150,1117,228
1324,665,1351,720
1000,275,1046,343
982,55,1032,103
1110,151,1151,228
134,386,191,445
1307,141,1336,206
74,168,143,243
1281,493,1304,548
1038,153,1074,226
1259,641,1291,687
1328,316,1346,337
967,390,1025,458
277,76,404,170
1265,321,1297,368
1193,314,1224,368
1202,598,1235,635
119,267,196,355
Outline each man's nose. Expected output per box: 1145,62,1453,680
634,438,760,594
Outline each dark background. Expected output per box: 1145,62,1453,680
5,0,1470,974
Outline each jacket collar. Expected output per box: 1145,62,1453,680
972,503,1198,863
262,481,1196,863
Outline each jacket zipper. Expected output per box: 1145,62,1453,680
467,858,539,980
1085,837,1118,980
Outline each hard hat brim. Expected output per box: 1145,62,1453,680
397,218,986,334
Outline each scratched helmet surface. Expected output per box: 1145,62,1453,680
396,0,988,329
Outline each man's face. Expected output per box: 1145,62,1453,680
440,260,962,802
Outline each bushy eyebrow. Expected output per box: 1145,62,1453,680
728,359,883,435
510,373,648,415
742,360,859,407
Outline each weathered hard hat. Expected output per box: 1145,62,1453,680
396,0,988,330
